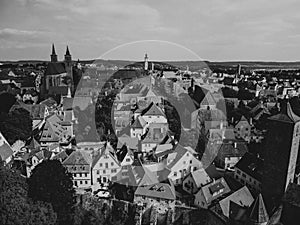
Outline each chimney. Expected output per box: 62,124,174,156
234,142,237,149
220,121,224,130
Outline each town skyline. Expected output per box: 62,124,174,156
1,0,300,61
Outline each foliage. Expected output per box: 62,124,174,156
0,92,16,113
28,160,76,225
0,164,57,225
0,107,32,145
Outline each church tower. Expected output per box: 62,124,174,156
50,43,58,62
64,46,73,89
144,53,149,71
262,100,300,210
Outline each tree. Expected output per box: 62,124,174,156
27,200,57,225
0,107,32,145
0,164,57,225
0,92,16,113
0,164,30,225
28,160,76,225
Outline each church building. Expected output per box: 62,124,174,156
41,44,74,98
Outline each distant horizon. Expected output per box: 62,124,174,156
1,58,300,63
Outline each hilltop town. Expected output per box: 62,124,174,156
1,45,300,225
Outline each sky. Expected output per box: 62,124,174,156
0,0,300,61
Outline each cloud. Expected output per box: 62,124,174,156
0,28,50,39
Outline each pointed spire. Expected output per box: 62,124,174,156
65,45,71,56
50,43,58,62
287,101,300,122
248,194,269,225
52,43,56,55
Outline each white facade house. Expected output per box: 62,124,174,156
167,146,203,185
92,144,121,184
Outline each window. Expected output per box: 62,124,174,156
74,181,77,186
80,181,82,184
126,158,130,162
111,162,114,166
100,163,103,167
242,173,246,178
111,169,117,173
190,160,192,164
105,163,108,168
97,170,100,175
80,173,82,177
103,177,107,182
174,172,177,176
237,170,241,175
85,181,88,184
103,170,106,174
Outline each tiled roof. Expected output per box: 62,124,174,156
189,168,212,188
135,183,176,200
219,186,254,218
217,141,248,161
201,177,231,205
39,121,60,142
52,150,69,162
235,152,263,182
166,144,189,169
141,102,165,117
63,150,92,166
131,116,146,129
200,91,216,106
124,156,159,187
45,62,66,76
27,137,41,150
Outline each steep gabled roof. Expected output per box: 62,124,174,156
131,116,147,129
219,186,254,218
166,144,191,169
217,141,248,161
63,150,92,166
39,120,60,142
141,102,165,117
91,143,120,168
201,177,231,205
248,194,269,224
27,137,41,150
45,62,66,76
235,152,263,182
125,156,159,187
200,91,216,106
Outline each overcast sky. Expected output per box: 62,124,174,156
0,0,300,61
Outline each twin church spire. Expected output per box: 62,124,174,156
50,43,71,63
